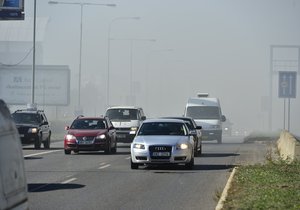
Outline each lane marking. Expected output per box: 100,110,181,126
98,164,111,169
125,156,131,160
24,150,61,158
61,178,77,184
99,162,107,166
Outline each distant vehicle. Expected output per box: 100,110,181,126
11,106,51,149
0,99,29,210
161,116,202,156
130,119,195,170
64,116,117,154
183,93,226,144
105,106,146,143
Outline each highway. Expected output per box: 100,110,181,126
23,136,269,210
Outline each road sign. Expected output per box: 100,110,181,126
278,71,297,98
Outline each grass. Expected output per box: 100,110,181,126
222,160,300,210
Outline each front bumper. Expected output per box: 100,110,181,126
131,146,192,164
64,140,108,151
201,129,222,141
116,130,136,143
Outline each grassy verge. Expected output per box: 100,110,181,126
222,160,300,209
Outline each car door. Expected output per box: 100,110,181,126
40,114,50,141
106,118,116,145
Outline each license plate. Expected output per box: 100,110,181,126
78,140,93,145
152,152,170,157
117,134,126,138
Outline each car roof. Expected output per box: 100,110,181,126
161,116,194,121
13,109,44,114
143,118,185,123
75,116,106,120
106,106,142,110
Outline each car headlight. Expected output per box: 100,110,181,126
65,134,76,140
130,127,138,135
29,128,38,133
96,134,106,139
176,143,188,150
133,143,145,149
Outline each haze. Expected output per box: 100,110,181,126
1,0,300,135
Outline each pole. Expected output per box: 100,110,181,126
78,3,83,110
283,98,286,130
269,46,273,131
288,98,291,131
31,0,37,105
130,39,133,104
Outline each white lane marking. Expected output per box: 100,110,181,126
24,150,61,158
99,162,107,166
98,164,111,169
125,156,131,160
61,178,77,184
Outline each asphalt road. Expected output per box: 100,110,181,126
22,136,270,210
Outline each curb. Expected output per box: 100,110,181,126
215,167,237,210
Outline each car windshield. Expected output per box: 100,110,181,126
106,109,138,120
12,113,41,124
70,119,106,130
186,106,220,120
138,122,187,136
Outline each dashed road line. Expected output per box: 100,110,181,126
125,156,131,160
24,150,61,158
61,178,77,184
98,164,111,169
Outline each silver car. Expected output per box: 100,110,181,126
130,119,195,169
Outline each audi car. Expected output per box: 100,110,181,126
64,116,117,155
130,119,195,169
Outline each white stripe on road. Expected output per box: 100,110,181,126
24,150,61,158
99,162,107,166
98,164,111,169
61,178,77,184
125,156,131,160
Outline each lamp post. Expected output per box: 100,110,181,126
48,1,116,112
107,16,140,107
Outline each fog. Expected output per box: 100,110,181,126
1,0,300,135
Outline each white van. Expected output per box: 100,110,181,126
0,100,29,210
183,93,226,143
105,106,146,143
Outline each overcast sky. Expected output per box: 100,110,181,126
11,0,300,134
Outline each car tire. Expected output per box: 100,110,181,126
111,144,117,154
131,159,139,169
43,135,50,149
105,142,111,154
34,135,42,149
198,144,202,156
64,149,71,155
73,150,79,154
185,157,194,170
194,140,198,157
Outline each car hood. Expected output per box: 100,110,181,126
133,135,188,145
68,129,106,137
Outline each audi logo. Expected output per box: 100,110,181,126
155,147,166,151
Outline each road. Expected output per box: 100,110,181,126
22,136,270,210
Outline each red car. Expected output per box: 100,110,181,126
64,116,117,155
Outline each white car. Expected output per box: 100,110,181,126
130,119,195,169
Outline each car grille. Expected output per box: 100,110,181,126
76,136,95,141
149,145,172,160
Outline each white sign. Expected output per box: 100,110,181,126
0,65,70,105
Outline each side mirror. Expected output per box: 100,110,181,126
189,130,197,136
109,126,115,130
64,126,70,130
141,116,146,121
196,125,202,130
221,115,226,122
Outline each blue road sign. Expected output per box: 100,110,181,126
278,71,297,98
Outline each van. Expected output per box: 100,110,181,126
183,93,226,143
0,100,29,210
105,106,146,143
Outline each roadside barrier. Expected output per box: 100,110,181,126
277,130,300,162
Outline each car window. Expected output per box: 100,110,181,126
71,119,106,129
12,113,40,124
138,122,187,136
106,109,138,120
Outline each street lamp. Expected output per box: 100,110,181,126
107,16,140,107
48,1,116,113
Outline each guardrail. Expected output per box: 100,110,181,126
277,130,300,162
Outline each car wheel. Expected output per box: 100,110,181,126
105,142,111,154
111,145,117,154
131,159,139,169
34,135,42,149
73,150,79,154
197,144,202,156
64,149,71,155
43,135,50,149
185,157,194,170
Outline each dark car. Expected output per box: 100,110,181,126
12,108,51,149
162,117,202,156
64,116,117,155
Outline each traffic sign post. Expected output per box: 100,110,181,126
278,71,297,131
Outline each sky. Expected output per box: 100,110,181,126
2,0,300,135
